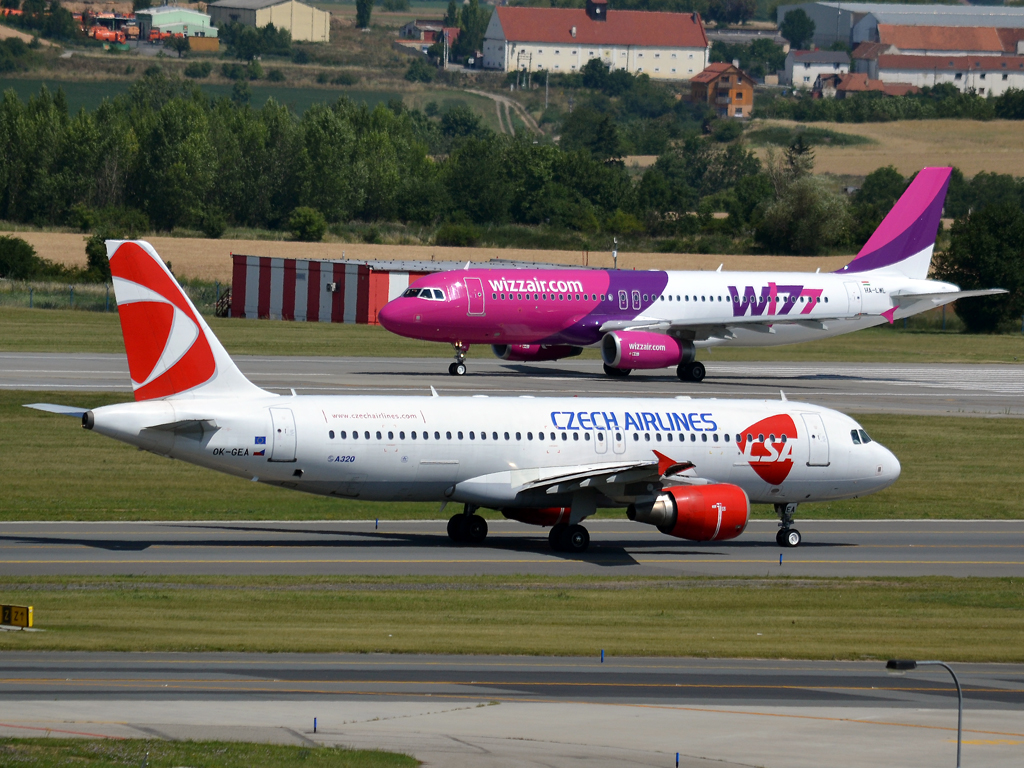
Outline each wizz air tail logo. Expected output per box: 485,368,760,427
738,414,797,486
109,242,216,401
728,283,823,317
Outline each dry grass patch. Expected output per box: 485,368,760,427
750,119,1024,177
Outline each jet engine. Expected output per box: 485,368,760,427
601,332,695,370
492,344,584,362
501,507,571,527
628,484,749,541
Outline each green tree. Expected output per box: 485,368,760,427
288,206,327,241
452,0,487,58
756,175,851,255
231,80,251,104
707,0,756,26
443,0,458,27
0,235,41,279
780,9,815,50
935,204,1024,333
132,0,152,10
356,0,372,28
166,35,190,58
850,165,906,245
405,58,434,83
560,106,623,162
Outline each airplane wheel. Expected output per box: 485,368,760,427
784,528,801,548
464,514,488,544
549,523,568,551
447,514,466,543
454,362,467,376
448,362,458,376
775,529,786,547
603,364,631,378
677,362,706,383
563,524,590,554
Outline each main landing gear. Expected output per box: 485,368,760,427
775,502,801,547
677,361,706,383
603,363,631,378
447,505,488,544
548,522,591,553
448,343,469,376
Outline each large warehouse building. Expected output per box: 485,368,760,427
482,0,710,81
208,0,330,43
136,6,218,39
775,2,1024,49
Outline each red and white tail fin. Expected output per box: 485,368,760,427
108,240,267,401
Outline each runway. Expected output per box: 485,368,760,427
1,519,1021,577
0,653,1020,767
3,352,1023,416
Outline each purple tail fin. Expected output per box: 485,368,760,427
837,167,951,280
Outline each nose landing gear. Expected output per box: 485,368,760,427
448,343,469,376
774,502,801,547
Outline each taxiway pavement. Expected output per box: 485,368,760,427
2,352,1023,417
1,519,1021,577
0,653,1020,767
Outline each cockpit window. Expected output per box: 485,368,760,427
859,429,872,444
403,287,446,301
850,429,861,445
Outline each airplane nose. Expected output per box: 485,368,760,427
378,301,402,332
877,446,901,487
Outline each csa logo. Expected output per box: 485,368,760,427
109,242,216,401
738,414,797,486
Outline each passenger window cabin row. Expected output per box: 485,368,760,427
327,430,795,444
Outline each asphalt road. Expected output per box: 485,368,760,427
3,352,1023,416
1,519,1021,577
0,653,1020,767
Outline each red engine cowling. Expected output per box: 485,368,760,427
492,344,584,362
502,507,571,527
628,484,749,541
601,332,695,370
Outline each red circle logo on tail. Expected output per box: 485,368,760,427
109,242,216,400
737,414,797,486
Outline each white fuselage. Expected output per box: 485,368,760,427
88,394,900,509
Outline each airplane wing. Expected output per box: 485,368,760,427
23,403,88,417
600,314,846,341
512,453,695,495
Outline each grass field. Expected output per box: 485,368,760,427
2,306,1022,363
0,575,1020,661
3,390,1021,520
0,738,415,768
750,119,1024,177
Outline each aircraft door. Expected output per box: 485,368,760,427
801,413,830,467
612,430,626,455
595,430,608,454
465,277,485,315
844,282,863,316
268,408,297,462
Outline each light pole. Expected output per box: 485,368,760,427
886,659,963,768
612,237,618,270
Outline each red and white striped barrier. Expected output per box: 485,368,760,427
230,254,430,324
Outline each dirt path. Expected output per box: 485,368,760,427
3,230,850,282
467,88,541,135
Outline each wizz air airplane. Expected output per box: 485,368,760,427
26,241,901,552
379,167,1004,381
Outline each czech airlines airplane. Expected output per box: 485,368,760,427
27,241,901,552
379,167,1004,381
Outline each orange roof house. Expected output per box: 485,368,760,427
691,62,755,118
482,0,711,81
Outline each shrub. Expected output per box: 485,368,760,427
221,62,245,80
711,119,744,143
267,68,285,82
0,236,41,280
315,71,329,84
84,234,111,281
183,61,212,79
605,209,645,236
247,60,263,80
331,71,357,86
289,207,327,242
201,209,228,239
756,175,852,255
405,58,434,83
231,80,251,105
434,223,480,247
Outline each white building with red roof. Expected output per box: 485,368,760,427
482,0,710,81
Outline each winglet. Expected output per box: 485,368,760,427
780,390,787,401
430,386,439,398
882,306,897,324
653,450,695,477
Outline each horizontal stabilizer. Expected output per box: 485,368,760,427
892,288,1008,307
23,403,88,418
144,419,220,438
